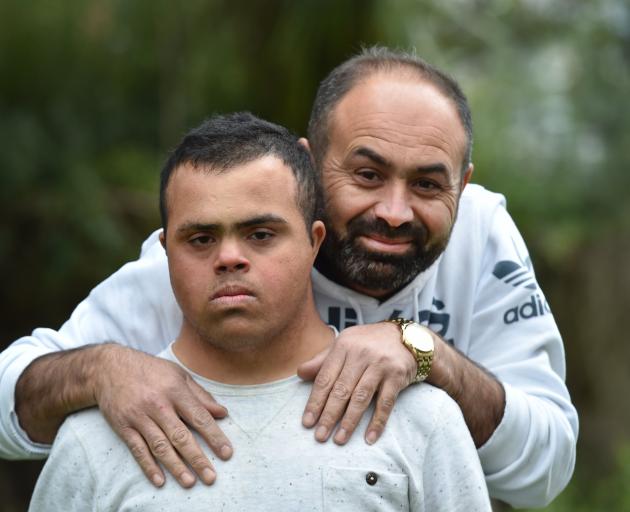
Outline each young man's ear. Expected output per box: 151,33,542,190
298,137,315,165
310,220,326,259
297,137,311,153
159,230,166,251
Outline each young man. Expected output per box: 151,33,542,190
28,113,491,511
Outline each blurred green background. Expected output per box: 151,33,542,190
1,0,629,510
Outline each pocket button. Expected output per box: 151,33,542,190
365,472,378,486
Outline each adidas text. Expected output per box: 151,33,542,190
503,293,550,324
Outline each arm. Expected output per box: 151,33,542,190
1,230,233,486
465,201,577,507
15,343,230,487
427,335,505,447
298,322,503,447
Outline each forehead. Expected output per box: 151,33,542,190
328,73,467,173
166,155,302,225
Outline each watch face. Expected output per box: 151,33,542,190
406,323,434,352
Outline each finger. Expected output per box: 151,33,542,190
313,358,368,442
333,367,381,445
180,382,233,461
118,426,166,487
140,414,199,488
188,377,229,419
301,344,346,429
297,346,332,382
364,378,404,445
151,404,218,486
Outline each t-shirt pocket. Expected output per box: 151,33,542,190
322,465,409,511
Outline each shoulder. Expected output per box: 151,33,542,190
434,184,509,288
457,184,507,231
460,183,506,209
393,384,465,433
58,408,118,449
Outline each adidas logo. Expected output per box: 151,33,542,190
503,293,551,324
492,260,537,290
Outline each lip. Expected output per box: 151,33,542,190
358,234,413,254
210,285,256,305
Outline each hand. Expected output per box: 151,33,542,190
297,322,416,445
94,345,233,488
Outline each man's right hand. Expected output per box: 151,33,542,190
94,345,232,487
16,344,233,488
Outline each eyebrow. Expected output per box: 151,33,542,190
352,146,390,167
352,146,450,176
175,214,289,234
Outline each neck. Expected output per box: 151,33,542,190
173,301,334,385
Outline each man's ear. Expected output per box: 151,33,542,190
310,220,326,259
461,163,474,192
159,230,167,251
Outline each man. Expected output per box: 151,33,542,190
0,47,577,508
28,112,491,511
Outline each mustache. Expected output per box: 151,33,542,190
346,216,427,243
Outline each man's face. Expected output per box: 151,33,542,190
162,156,324,351
319,73,473,298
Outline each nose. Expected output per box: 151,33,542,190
214,239,250,274
373,182,414,228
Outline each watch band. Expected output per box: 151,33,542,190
388,318,434,383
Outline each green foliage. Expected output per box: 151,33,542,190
522,443,630,511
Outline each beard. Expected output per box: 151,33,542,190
319,215,450,294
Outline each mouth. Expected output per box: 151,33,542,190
210,285,256,306
357,234,414,254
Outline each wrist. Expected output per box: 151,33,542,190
425,337,460,395
386,319,434,383
90,343,125,405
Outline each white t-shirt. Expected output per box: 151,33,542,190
0,184,578,508
29,345,491,512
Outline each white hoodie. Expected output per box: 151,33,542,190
0,184,578,508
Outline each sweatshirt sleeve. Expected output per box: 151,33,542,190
0,229,182,459
28,418,98,512
469,201,578,508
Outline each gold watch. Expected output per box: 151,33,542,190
388,318,434,383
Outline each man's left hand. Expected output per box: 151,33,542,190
297,322,416,445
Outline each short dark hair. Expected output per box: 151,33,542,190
160,112,321,235
307,45,473,175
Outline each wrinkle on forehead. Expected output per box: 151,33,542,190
329,74,468,169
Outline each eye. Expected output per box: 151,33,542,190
355,168,382,185
188,234,214,247
413,179,441,193
248,230,274,242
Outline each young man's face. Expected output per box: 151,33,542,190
318,73,473,298
161,155,324,351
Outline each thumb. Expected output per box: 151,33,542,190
297,346,331,381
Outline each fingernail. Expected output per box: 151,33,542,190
181,471,195,487
201,468,216,485
220,444,233,459
366,430,378,445
152,474,164,487
334,428,348,444
303,412,315,427
315,425,328,441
